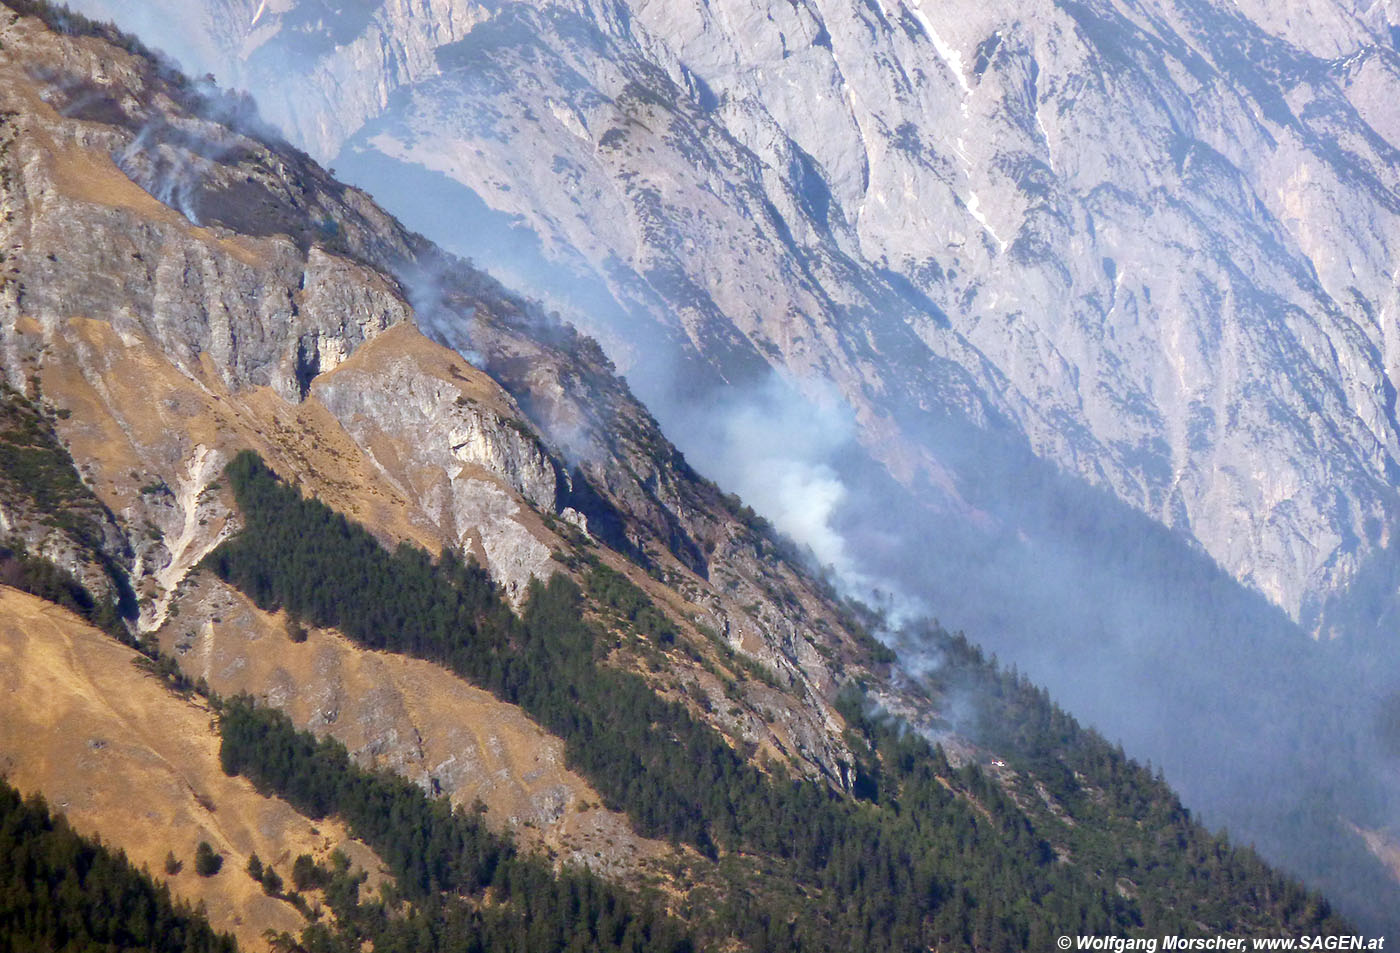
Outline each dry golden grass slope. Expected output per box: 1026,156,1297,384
0,585,387,952
156,573,674,883
0,9,868,904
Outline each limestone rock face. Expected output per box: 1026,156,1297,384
0,6,869,799
16,0,1400,932
309,329,562,601
53,0,1400,925
73,0,1400,640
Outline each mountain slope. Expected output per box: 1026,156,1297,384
0,1,1384,944
0,586,388,950
55,0,1400,924
75,0,1400,633
0,773,236,953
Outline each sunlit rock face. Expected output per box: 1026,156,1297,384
0,5,873,795
49,0,1400,928
68,0,1400,640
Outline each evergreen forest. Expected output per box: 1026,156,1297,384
0,780,237,953
199,451,1348,951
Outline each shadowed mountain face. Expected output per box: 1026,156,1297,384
50,0,1400,933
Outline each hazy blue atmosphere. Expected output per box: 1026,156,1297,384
59,0,1400,935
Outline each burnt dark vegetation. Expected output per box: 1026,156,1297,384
2,0,159,61
2,0,276,144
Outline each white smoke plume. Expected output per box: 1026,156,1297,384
680,372,856,576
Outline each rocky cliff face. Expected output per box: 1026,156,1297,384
0,1,873,798
51,0,1400,929
69,0,1400,639
8,0,1400,935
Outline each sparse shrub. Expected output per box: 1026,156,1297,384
285,615,308,643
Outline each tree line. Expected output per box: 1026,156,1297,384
219,696,691,953
204,450,1349,951
0,779,237,953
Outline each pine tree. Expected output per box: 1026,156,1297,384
193,842,222,877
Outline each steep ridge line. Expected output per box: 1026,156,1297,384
203,450,1351,950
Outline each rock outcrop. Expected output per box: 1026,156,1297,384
51,0,1400,927
8,0,1400,934
0,2,870,801
70,0,1400,639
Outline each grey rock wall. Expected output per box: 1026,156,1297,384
70,0,1400,639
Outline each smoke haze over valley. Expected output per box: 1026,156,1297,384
13,0,1400,939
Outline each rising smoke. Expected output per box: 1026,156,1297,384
668,373,856,578
47,0,1400,936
